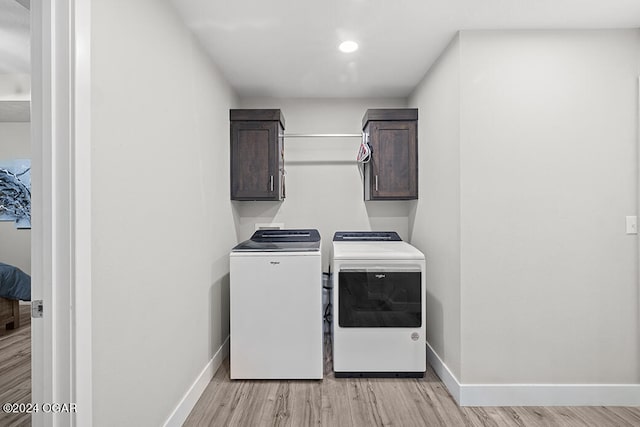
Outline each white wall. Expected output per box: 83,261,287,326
236,97,408,269
408,36,462,379
410,28,640,388
91,1,237,425
0,122,30,273
459,29,639,384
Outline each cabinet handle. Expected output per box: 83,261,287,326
375,175,378,192
270,175,274,192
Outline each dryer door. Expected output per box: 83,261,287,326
338,269,421,328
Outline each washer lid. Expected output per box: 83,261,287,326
332,241,424,260
251,229,320,242
232,229,321,252
333,231,402,241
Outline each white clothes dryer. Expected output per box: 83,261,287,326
331,231,426,377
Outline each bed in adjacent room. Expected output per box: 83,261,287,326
0,262,31,330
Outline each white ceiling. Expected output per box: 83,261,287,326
170,0,640,98
0,0,29,74
0,0,29,122
0,0,639,101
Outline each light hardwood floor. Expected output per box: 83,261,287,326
0,313,637,427
184,338,640,427
0,304,31,427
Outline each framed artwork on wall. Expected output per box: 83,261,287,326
0,159,31,229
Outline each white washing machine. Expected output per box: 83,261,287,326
230,229,323,379
331,231,426,377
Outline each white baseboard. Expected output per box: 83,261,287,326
163,336,230,427
426,342,461,404
426,342,640,407
461,383,640,406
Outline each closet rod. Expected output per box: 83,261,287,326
283,133,362,138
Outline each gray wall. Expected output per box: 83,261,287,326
91,0,237,425
87,9,640,423
0,122,30,273
459,29,639,384
410,29,640,384
236,97,408,269
408,36,462,379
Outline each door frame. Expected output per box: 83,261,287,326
31,0,92,425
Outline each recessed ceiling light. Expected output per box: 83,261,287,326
339,41,358,53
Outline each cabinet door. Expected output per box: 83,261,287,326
230,121,280,200
368,121,417,200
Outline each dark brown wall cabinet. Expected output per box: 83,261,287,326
362,108,418,200
230,109,285,201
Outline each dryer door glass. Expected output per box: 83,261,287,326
338,271,421,327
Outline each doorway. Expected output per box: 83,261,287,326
28,0,93,425
0,0,94,425
0,1,32,425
